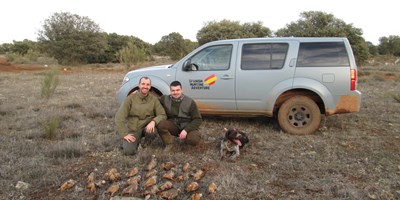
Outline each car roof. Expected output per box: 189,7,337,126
207,37,347,44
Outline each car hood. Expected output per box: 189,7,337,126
126,64,173,75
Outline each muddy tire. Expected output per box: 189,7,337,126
278,96,321,135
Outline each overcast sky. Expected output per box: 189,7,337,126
0,0,397,45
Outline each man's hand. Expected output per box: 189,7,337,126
145,121,156,133
124,134,136,143
179,130,188,140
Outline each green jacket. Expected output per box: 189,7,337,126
115,93,166,137
160,94,202,132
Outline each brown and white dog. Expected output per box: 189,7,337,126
220,128,249,160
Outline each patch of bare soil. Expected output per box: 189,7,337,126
0,57,127,74
0,63,399,200
0,58,46,73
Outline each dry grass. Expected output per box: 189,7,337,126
0,63,399,199
393,94,400,103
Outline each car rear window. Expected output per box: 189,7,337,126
241,43,289,70
297,42,350,67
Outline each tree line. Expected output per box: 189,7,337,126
0,11,399,67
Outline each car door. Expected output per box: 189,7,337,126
176,43,237,113
235,40,298,114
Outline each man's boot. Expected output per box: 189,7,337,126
163,144,174,152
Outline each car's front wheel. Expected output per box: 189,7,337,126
278,96,321,135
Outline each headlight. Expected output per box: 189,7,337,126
122,76,130,85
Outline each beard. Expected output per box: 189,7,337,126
140,88,149,95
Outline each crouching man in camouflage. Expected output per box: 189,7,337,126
157,81,202,151
115,76,166,155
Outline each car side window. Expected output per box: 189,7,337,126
241,43,289,70
191,45,232,71
297,42,350,67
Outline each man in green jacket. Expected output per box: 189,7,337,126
115,76,166,155
157,81,202,150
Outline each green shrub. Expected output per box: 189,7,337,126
372,74,385,82
357,70,371,77
42,117,59,139
41,66,60,99
5,50,58,65
117,42,147,70
36,56,58,65
5,52,25,63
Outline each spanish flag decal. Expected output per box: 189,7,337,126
204,74,218,85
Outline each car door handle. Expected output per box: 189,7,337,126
220,74,233,80
289,58,296,67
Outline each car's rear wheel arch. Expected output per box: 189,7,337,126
274,89,325,116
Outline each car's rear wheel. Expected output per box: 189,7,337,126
278,96,321,135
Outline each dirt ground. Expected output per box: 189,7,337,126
0,58,399,200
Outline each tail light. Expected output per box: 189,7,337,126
350,69,357,90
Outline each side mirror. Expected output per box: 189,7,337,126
183,60,191,71
183,60,198,71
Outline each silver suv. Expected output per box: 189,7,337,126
118,37,362,134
